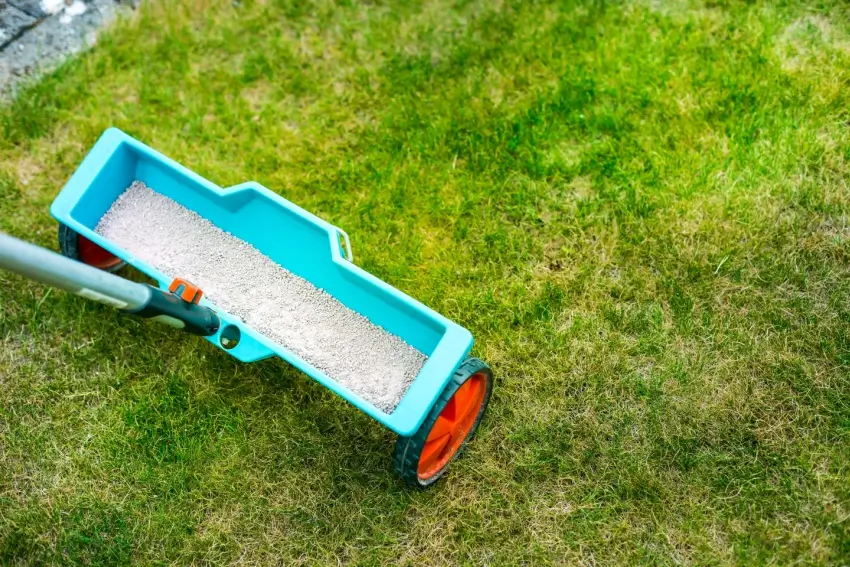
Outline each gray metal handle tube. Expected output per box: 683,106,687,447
0,232,151,309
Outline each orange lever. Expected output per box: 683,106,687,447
169,278,204,305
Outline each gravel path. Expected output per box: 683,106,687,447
95,182,426,413
1,0,135,95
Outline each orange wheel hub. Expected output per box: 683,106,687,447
77,235,122,270
417,372,488,481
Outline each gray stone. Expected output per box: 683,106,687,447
8,0,52,19
0,3,37,49
0,0,123,94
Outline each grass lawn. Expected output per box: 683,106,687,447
1,0,849,564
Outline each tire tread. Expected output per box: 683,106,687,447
393,357,493,488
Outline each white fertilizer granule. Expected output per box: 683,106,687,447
96,181,427,412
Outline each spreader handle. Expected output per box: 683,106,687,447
0,231,149,309
129,285,220,336
0,232,219,337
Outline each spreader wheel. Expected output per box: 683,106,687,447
58,223,125,272
394,357,493,488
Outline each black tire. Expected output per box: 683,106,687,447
58,223,125,273
393,357,494,488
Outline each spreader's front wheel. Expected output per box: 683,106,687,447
394,357,493,488
58,223,125,273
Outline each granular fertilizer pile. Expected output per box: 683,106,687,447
96,181,427,412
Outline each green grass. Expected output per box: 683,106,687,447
1,0,849,563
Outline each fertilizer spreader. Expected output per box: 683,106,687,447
0,128,493,487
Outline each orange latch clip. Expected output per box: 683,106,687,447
169,278,204,305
